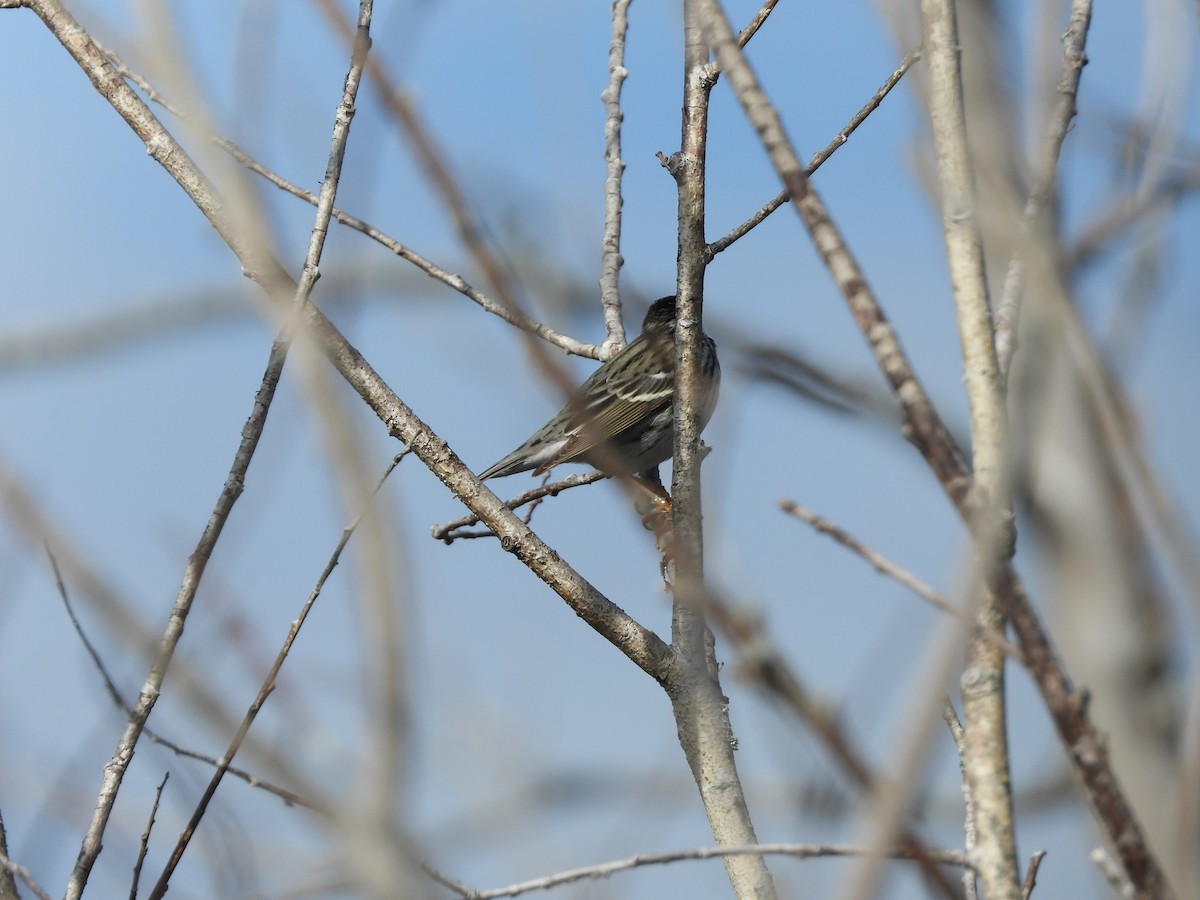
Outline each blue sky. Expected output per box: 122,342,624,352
1,1,1198,898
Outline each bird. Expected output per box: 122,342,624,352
479,296,720,481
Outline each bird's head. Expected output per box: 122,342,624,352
642,296,678,332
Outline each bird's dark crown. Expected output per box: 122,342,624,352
643,296,678,330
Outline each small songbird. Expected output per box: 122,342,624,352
479,296,720,480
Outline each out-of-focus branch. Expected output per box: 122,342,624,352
1067,166,1200,273
995,0,1093,376
920,1,1018,895
0,844,51,900
697,0,1171,895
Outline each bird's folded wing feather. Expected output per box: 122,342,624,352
553,338,674,461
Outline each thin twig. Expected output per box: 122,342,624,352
449,843,973,899
143,734,313,809
736,0,780,47
47,543,137,709
1021,849,1048,899
144,4,378,896
431,471,608,542
779,501,1023,662
129,773,169,900
293,0,374,317
708,47,921,258
778,501,961,618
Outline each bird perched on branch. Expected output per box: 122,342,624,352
479,296,720,481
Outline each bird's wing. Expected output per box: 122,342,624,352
547,334,674,465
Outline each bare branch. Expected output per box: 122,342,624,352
659,4,776,898
736,0,781,47
942,701,979,900
453,843,972,899
431,471,608,542
598,0,633,356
